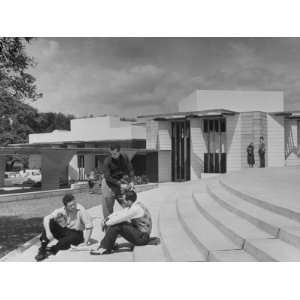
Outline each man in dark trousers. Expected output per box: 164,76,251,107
90,190,151,255
258,136,266,168
102,143,135,219
35,193,93,261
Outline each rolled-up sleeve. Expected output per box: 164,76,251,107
48,208,63,220
106,205,143,226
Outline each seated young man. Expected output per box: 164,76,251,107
35,193,94,261
90,190,151,255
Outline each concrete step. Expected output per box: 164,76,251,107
208,250,258,262
193,192,273,250
220,179,300,223
207,181,300,249
158,197,206,262
176,195,241,259
244,238,300,262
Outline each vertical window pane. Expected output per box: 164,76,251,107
203,119,208,133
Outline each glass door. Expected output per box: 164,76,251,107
171,120,190,181
203,118,226,173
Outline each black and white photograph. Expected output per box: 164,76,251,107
1,36,300,263
2,2,300,299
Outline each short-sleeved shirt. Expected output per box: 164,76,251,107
50,203,93,231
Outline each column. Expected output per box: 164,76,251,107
41,150,75,190
0,156,6,187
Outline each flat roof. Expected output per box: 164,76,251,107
270,110,300,118
138,109,237,120
26,138,145,146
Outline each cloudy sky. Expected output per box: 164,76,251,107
26,37,300,118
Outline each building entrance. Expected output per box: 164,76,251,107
203,118,226,173
171,120,191,181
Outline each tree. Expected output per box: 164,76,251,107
0,37,42,101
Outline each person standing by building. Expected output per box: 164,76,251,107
246,142,255,168
258,136,266,168
102,143,135,219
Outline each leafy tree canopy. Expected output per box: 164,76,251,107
0,37,42,101
0,96,74,146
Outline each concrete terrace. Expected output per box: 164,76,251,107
3,166,300,262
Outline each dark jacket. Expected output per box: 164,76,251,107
103,153,134,192
247,144,255,165
258,142,265,156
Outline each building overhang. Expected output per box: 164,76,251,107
0,144,157,156
138,109,237,121
270,110,300,119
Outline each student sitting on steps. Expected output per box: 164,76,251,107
90,190,152,255
35,193,94,261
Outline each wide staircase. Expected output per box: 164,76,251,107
154,168,300,262
4,167,300,262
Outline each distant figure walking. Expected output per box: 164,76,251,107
258,136,266,168
247,142,255,168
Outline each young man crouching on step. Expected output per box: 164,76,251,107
90,190,151,255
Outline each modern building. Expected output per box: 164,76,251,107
139,90,300,182
4,89,300,190
27,115,148,181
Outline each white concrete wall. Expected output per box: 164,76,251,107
267,115,285,167
178,90,198,112
179,90,284,113
146,120,159,150
68,155,79,180
285,119,300,166
158,121,172,150
29,115,146,144
190,118,206,179
29,130,71,144
158,151,172,182
226,114,242,171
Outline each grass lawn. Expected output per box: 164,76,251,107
0,192,102,258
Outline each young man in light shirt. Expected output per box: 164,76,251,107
35,193,93,261
90,190,152,255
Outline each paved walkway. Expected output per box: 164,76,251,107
1,181,207,262
4,166,300,262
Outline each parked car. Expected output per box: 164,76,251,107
22,169,42,183
4,169,42,186
4,172,26,186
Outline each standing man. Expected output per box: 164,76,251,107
258,136,266,168
35,193,94,261
102,143,135,219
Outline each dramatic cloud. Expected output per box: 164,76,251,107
26,38,300,117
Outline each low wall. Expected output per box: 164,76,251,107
0,183,158,203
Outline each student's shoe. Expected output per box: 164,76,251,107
90,247,111,255
112,243,119,251
35,249,49,262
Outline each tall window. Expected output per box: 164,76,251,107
297,120,300,150
77,155,85,168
